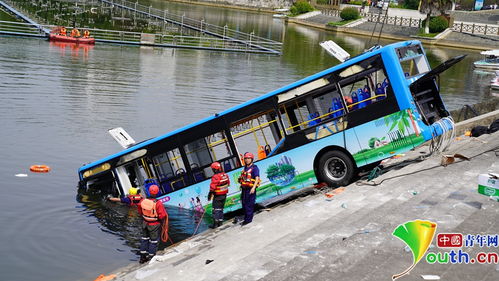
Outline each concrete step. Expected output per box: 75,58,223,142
290,152,494,281
255,165,450,281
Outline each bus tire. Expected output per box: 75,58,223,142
317,150,354,188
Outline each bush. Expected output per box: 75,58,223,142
402,0,419,10
429,16,449,33
340,7,360,21
290,0,314,16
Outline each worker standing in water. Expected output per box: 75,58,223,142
208,162,230,229
108,187,143,207
237,152,260,226
137,185,167,264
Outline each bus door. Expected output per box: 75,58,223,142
114,149,157,194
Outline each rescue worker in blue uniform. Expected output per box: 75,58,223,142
208,161,230,228
137,185,167,264
237,152,260,225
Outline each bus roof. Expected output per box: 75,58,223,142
79,40,420,174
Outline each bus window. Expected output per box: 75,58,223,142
151,148,186,193
396,44,430,79
339,55,392,112
184,131,239,181
279,83,347,141
230,110,284,162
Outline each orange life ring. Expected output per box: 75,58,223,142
30,165,51,173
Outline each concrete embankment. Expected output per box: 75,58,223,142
287,10,499,51
108,112,499,281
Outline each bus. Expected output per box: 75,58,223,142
78,40,464,213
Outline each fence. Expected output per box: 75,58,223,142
322,8,499,36
0,20,46,36
452,21,499,36
97,0,282,54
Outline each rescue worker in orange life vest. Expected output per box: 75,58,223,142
208,162,230,229
108,187,143,207
237,152,260,225
137,185,167,264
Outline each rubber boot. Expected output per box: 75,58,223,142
139,254,148,264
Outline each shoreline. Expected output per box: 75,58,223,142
287,17,497,51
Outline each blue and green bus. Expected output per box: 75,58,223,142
78,40,464,212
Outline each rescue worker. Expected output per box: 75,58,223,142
208,162,230,229
108,187,143,207
237,152,260,225
137,185,167,264
83,29,90,38
70,28,81,38
60,26,67,36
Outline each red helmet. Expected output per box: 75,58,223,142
149,185,159,196
211,162,222,171
244,152,254,159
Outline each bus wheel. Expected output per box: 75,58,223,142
317,150,355,187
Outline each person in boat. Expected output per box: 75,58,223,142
83,29,90,38
208,161,230,229
59,27,67,36
107,187,143,207
236,152,260,226
137,185,167,264
70,28,81,38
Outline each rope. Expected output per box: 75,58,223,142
161,212,172,243
192,209,206,236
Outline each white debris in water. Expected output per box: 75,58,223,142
15,174,28,177
421,275,440,280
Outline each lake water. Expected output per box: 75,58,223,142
0,2,496,280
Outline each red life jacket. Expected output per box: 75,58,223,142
239,166,258,188
213,172,229,195
141,199,158,222
127,194,142,206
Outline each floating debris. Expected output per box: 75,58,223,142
15,173,28,177
421,275,440,280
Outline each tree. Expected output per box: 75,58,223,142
419,0,453,33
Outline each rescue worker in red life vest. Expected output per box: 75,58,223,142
108,187,143,207
237,152,260,225
137,185,167,264
208,161,230,229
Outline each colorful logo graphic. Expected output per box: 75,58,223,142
437,233,463,248
392,220,437,280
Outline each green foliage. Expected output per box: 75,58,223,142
316,0,330,5
403,0,420,9
429,15,449,33
368,137,380,149
266,165,280,178
290,0,314,16
327,19,357,26
340,7,360,21
348,0,363,5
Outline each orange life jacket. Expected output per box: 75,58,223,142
127,194,142,206
141,198,158,222
238,166,259,188
258,146,267,160
83,30,90,38
213,173,229,195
